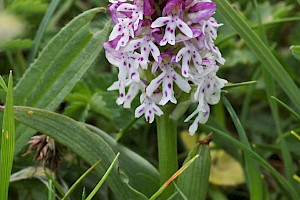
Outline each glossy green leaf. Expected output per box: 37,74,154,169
0,71,15,200
13,8,111,154
215,0,300,112
12,106,148,200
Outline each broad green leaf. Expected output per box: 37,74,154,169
175,143,211,200
290,45,300,61
13,8,111,154
86,124,160,197
12,106,148,200
0,71,15,200
215,0,300,112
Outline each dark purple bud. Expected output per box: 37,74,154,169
108,35,122,49
152,28,164,44
162,0,185,16
188,2,216,23
143,0,156,16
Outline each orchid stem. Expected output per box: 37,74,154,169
156,105,178,199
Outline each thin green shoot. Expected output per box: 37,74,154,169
62,159,101,200
0,75,7,92
85,153,120,200
223,81,257,89
291,131,300,141
149,155,199,200
271,96,300,120
293,175,300,183
48,177,56,200
172,183,188,200
27,0,60,66
44,170,66,198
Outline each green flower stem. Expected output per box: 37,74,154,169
156,106,178,199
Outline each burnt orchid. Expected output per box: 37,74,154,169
104,0,227,135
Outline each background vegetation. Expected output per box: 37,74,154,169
0,0,299,199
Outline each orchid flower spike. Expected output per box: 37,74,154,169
104,0,227,135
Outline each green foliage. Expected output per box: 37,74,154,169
175,143,211,200
13,8,111,154
290,45,300,61
0,0,299,199
0,72,15,200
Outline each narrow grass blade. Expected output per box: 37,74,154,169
44,171,66,198
85,153,120,200
27,0,60,66
48,177,56,200
0,75,7,92
294,175,300,183
0,71,15,200
62,160,102,200
203,125,299,199
241,68,261,125
223,81,257,89
149,155,199,200
271,96,300,120
291,131,300,141
215,0,300,112
263,70,295,186
216,17,300,45
172,183,187,200
82,187,86,200
222,96,264,199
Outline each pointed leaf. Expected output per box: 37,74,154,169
0,72,15,200
13,8,111,154
12,106,148,200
